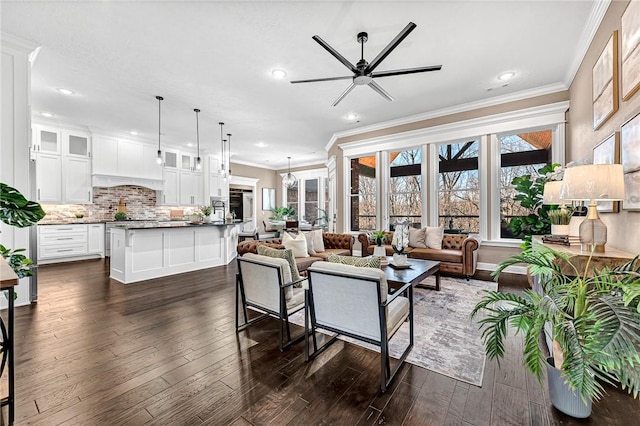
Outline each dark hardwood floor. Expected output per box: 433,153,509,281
6,259,638,425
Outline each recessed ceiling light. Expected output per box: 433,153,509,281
56,88,74,95
272,69,287,79
256,142,267,148
130,131,138,136
345,113,358,120
41,112,54,117
187,143,194,147
498,72,515,81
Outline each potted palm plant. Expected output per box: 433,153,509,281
471,244,640,418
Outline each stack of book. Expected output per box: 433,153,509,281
542,235,581,246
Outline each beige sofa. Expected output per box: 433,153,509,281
237,233,354,274
358,232,481,278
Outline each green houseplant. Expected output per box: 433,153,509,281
471,244,640,417
0,183,46,279
506,163,561,244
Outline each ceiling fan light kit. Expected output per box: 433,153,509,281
291,22,442,106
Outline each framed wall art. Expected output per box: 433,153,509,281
623,171,640,211
592,31,618,130
621,0,640,101
262,187,276,211
621,112,640,174
593,132,620,213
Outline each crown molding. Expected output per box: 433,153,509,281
325,82,568,152
1,32,38,54
564,0,611,86
230,158,278,171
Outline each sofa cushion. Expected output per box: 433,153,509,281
257,245,301,281
409,248,462,263
365,245,413,256
327,253,381,268
282,232,309,258
314,248,352,260
425,226,444,249
302,231,316,255
408,227,427,248
295,256,322,273
312,229,325,252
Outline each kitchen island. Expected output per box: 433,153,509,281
109,221,243,284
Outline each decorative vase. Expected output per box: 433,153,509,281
551,224,570,236
373,245,386,257
546,357,592,418
203,215,210,224
392,253,407,266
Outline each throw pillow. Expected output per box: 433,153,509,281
425,226,444,249
256,245,301,281
282,232,309,258
327,253,381,269
302,231,316,255
391,222,410,250
408,227,427,248
312,229,325,252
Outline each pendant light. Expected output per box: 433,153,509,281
194,108,201,170
156,96,164,165
219,122,226,178
282,156,297,189
226,133,232,179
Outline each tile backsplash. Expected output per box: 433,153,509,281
39,186,206,223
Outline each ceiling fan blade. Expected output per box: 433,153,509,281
368,81,394,102
312,35,358,73
366,22,417,74
332,83,357,107
372,65,442,78
290,75,353,84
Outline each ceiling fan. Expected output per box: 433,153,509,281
291,22,442,107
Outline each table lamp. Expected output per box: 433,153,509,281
559,164,625,252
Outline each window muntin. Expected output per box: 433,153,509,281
350,155,376,231
499,129,552,239
438,141,480,233
389,149,422,228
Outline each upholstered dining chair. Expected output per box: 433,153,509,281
237,221,259,242
285,220,299,233
236,253,307,351
305,262,414,392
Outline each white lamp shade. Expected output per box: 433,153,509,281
542,181,565,205
560,164,625,201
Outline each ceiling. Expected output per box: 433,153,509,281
2,1,602,170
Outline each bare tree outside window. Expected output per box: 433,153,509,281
438,141,480,233
389,149,422,227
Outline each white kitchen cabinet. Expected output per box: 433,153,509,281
162,168,180,205
92,136,119,175
163,150,179,169
36,153,63,202
180,170,204,205
64,130,91,158
142,144,163,180
38,224,89,263
33,126,62,154
87,223,105,255
64,157,93,203
209,173,221,198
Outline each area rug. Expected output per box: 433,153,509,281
290,276,497,386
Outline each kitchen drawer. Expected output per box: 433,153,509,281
39,244,88,259
39,232,87,246
39,225,88,234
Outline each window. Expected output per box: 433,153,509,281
499,129,552,238
286,186,298,217
304,178,318,223
389,149,422,228
438,141,480,233
350,155,376,231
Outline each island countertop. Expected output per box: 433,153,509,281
109,220,244,229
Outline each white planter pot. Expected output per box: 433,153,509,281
546,357,592,418
551,224,570,236
373,246,386,257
